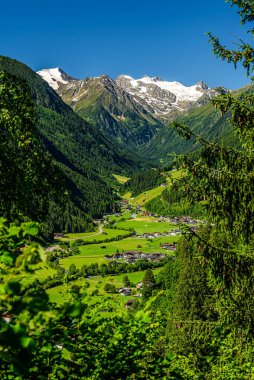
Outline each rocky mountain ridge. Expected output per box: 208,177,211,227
37,69,162,147
38,68,221,120
37,68,229,148
115,75,213,119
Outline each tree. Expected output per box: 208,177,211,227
142,269,156,299
56,265,66,279
123,275,131,287
104,283,117,293
169,1,254,376
68,263,78,276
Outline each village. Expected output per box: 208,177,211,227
104,251,167,263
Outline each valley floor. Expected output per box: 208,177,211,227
29,201,200,308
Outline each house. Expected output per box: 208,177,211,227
170,217,180,224
149,253,166,261
114,253,123,259
104,253,123,260
122,251,142,260
104,255,112,260
160,243,177,251
54,233,64,239
136,282,143,289
93,219,104,224
45,245,65,253
1,312,12,323
55,344,63,350
126,258,136,264
170,229,182,236
119,287,132,296
124,299,135,308
140,233,156,239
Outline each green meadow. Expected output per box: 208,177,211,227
46,214,178,305
60,235,177,270
47,268,162,304
113,174,130,184
59,228,131,243
115,219,176,235
59,215,178,270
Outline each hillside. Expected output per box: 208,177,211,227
141,86,253,163
0,56,142,234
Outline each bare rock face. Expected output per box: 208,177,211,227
115,75,214,120
196,81,209,91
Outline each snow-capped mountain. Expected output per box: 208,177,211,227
116,75,211,119
37,68,217,120
37,68,75,90
37,69,162,146
37,68,224,146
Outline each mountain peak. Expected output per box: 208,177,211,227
196,81,209,91
115,74,214,118
37,67,75,90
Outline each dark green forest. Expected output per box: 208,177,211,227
121,168,165,196
1,1,254,379
0,57,143,237
146,186,206,218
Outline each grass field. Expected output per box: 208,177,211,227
62,230,100,239
130,186,165,206
22,265,56,286
113,174,130,184
60,235,177,269
122,192,132,199
59,228,132,243
107,212,132,222
60,255,106,269
33,205,180,308
115,219,176,235
47,268,162,304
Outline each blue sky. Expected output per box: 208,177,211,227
0,0,252,89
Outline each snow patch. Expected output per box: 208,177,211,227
37,68,69,90
122,75,204,102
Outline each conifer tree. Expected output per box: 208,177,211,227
169,1,254,376
142,269,156,299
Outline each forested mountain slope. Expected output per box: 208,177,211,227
0,56,139,173
0,56,142,235
142,84,253,163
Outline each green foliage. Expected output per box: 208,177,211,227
104,283,117,293
146,187,207,218
0,221,183,379
122,168,165,196
207,0,254,78
0,70,57,226
163,2,254,377
142,268,156,300
123,275,131,287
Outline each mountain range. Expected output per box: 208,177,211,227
37,68,226,148
0,55,251,234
